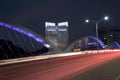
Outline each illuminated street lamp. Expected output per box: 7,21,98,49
85,19,89,23
104,16,109,20
85,16,109,49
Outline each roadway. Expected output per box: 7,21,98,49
71,56,120,80
0,51,120,80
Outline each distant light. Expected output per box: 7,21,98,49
58,28,67,31
110,34,113,37
44,43,51,48
85,19,89,23
104,37,106,40
104,16,109,20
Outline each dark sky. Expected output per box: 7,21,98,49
0,0,120,44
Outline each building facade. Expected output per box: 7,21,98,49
99,26,120,47
45,22,68,50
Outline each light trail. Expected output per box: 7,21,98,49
0,51,120,80
0,49,120,65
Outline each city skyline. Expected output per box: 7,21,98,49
0,0,120,44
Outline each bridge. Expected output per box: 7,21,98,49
0,21,120,60
1,21,120,80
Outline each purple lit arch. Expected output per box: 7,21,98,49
65,36,105,52
89,36,105,48
110,42,120,48
0,21,51,48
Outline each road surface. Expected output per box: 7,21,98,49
71,54,120,80
0,52,120,80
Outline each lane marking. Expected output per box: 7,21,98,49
115,74,120,80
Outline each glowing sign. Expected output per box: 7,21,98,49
58,22,68,27
45,22,56,27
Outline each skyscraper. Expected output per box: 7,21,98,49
45,22,68,50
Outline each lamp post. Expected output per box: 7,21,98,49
85,16,109,50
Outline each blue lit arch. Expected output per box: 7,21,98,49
0,22,44,43
0,21,60,52
65,36,105,52
109,42,120,48
88,36,105,48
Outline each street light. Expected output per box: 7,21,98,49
85,16,109,50
85,19,89,23
104,16,109,20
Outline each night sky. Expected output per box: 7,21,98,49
0,0,120,44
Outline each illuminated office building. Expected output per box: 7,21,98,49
45,22,68,50
99,26,120,46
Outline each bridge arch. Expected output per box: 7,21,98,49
88,36,105,49
0,21,60,53
109,42,120,49
65,36,105,52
